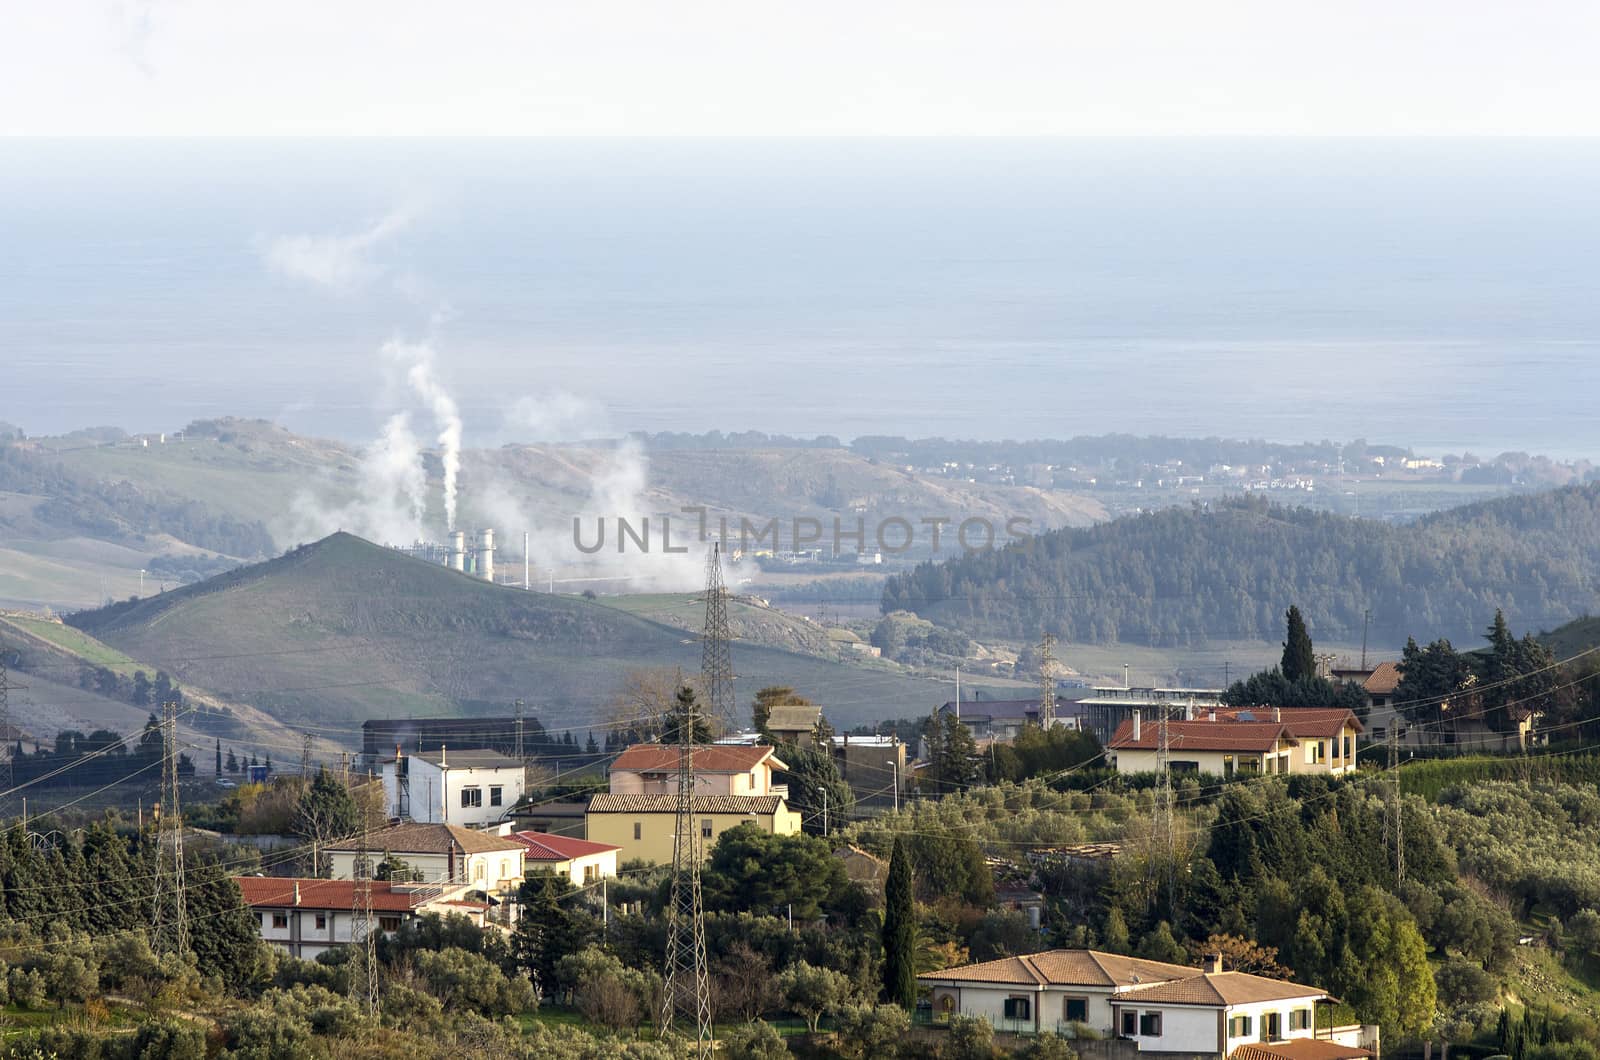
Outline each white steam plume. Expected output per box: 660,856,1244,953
384,337,463,530
283,412,427,544
260,204,417,291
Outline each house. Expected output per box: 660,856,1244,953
1363,661,1537,751
235,876,487,959
381,748,526,828
584,794,802,864
607,744,788,797
1111,957,1373,1057
510,830,619,886
766,704,823,745
1074,687,1227,745
1107,708,1362,778
919,949,1201,1036
326,821,526,898
923,950,1375,1057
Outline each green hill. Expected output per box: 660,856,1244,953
882,487,1600,649
66,533,949,735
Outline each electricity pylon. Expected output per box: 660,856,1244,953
700,541,735,727
1038,632,1058,726
151,700,188,956
660,686,713,1056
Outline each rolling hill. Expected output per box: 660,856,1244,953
883,487,1600,650
65,533,952,736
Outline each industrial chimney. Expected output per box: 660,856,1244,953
449,530,467,571
1132,709,1142,741
476,528,495,582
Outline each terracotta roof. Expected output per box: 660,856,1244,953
234,877,461,913
1208,708,1363,738
919,949,1198,988
766,705,822,732
1365,662,1402,695
1231,1042,1371,1060
511,830,620,861
1109,720,1289,753
327,821,525,855
587,793,787,815
1116,970,1327,1007
610,744,785,775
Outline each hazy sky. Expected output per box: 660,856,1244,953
6,1,1600,136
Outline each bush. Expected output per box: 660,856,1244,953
835,1003,910,1058
720,1020,792,1060
945,1015,998,1060
1016,1034,1079,1060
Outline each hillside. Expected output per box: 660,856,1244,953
883,487,1600,648
66,533,951,734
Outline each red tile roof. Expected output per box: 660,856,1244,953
234,877,460,913
611,744,783,775
1116,970,1328,1006
1232,1042,1371,1060
1109,720,1290,753
1365,661,1402,695
326,822,524,855
510,830,620,861
587,793,788,815
1209,707,1362,738
919,949,1198,988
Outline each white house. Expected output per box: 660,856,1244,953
382,748,526,828
1107,708,1362,779
510,830,619,887
1111,959,1375,1057
326,821,526,899
236,876,487,960
918,950,1200,1036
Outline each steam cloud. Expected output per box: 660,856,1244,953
385,338,463,530
286,411,427,544
260,205,417,291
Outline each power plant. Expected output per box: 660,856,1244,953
395,527,498,582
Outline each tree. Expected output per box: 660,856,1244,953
700,825,851,920
516,872,596,998
925,711,979,794
945,1015,998,1060
1102,908,1131,954
1282,606,1316,682
721,1020,792,1060
214,739,222,776
226,748,238,774
778,961,854,1033
292,768,362,877
783,745,853,837
1137,921,1187,964
882,837,915,1009
1190,933,1289,978
660,685,712,745
835,1003,910,1059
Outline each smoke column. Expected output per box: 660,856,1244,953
384,338,463,530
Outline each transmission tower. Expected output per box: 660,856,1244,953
661,687,713,1056
349,771,380,1018
1388,727,1405,884
0,653,20,794
300,732,313,779
151,700,188,956
514,698,526,762
700,541,735,726
1150,704,1178,918
1038,633,1058,726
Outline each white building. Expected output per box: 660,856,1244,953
510,830,620,887
236,876,487,960
326,821,526,899
382,748,526,827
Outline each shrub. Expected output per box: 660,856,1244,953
720,1020,792,1060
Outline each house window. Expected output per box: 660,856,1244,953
1289,1009,1311,1031
271,912,288,929
1120,1011,1137,1037
379,916,401,932
1266,1011,1281,1039
634,822,642,840
314,913,327,931
1064,997,1088,1023
1229,1015,1254,1038
1003,997,1031,1022
1169,760,1199,774
1139,1012,1162,1037
1307,741,1324,764
461,787,483,808
490,786,503,807
701,819,713,839
584,863,598,883
1238,756,1260,774
1344,735,1353,759
1373,726,1387,741
1222,754,1235,780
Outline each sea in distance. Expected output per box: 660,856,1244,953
2,137,1600,458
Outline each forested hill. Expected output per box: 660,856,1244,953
880,487,1600,647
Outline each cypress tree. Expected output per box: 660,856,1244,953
215,739,223,776
882,836,916,1009
1281,606,1315,683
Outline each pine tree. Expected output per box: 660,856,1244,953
1282,606,1315,683
660,685,712,745
585,731,599,755
226,748,239,773
215,739,223,776
882,837,916,1008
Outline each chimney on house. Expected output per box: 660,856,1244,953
1205,953,1222,975
293,881,301,906
441,744,448,768
1208,710,1217,722
1132,710,1142,741
1273,707,1282,723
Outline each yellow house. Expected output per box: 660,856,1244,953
1107,708,1363,778
585,793,802,864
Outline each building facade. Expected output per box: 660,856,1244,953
236,877,486,960
382,748,526,828
585,794,802,864
607,744,787,797
326,821,526,898
510,830,619,886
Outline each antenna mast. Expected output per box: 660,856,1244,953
152,700,188,956
1038,632,1058,726
700,541,735,727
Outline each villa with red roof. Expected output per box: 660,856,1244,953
235,876,487,960
607,743,788,797
510,830,619,886
1107,707,1362,778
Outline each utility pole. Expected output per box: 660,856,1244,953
151,700,188,956
1152,703,1178,920
661,679,713,1055
1361,609,1372,670
700,542,735,727
301,732,313,779
1223,661,1231,687
514,699,526,763
821,787,828,836
350,770,379,1018
1038,633,1058,727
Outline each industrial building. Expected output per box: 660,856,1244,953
393,527,497,581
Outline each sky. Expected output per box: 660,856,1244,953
5,1,1600,137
